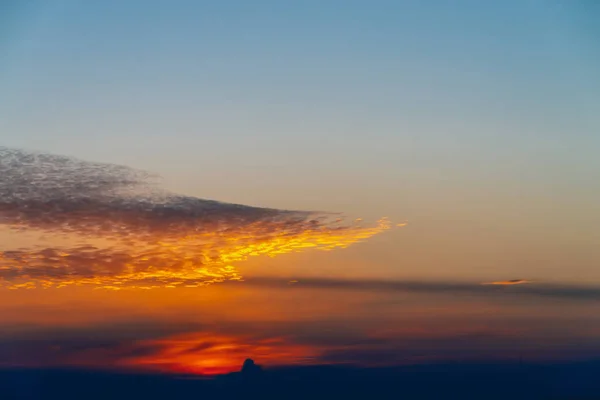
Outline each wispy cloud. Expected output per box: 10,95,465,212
0,147,394,289
120,332,319,375
482,279,530,286
234,277,600,301
3,315,597,374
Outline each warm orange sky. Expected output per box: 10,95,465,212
1,0,599,376
1,146,599,374
2,283,600,374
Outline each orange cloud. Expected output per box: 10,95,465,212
482,279,530,286
0,147,397,289
120,332,320,375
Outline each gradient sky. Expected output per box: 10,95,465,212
2,1,599,285
0,0,599,374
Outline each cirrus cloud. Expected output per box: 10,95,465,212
0,147,393,289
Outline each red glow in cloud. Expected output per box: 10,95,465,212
120,333,320,375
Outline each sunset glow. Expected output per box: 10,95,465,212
0,218,392,290
482,280,531,286
1,2,598,397
121,333,321,375
0,148,395,290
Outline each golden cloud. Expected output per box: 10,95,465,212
481,279,530,286
0,147,396,289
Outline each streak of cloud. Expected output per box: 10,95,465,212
233,277,600,301
3,318,594,374
482,279,530,286
0,147,394,289
120,332,319,375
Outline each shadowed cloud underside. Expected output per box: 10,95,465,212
0,147,393,289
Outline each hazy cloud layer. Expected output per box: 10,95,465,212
0,147,391,289
3,313,600,374
237,277,600,301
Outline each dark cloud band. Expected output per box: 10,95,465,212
235,277,600,301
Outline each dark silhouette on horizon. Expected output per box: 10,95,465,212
240,359,263,376
3,360,600,399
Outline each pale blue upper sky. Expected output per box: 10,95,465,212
1,0,599,282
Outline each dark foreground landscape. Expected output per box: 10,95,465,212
3,360,600,400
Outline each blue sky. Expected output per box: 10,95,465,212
1,0,599,282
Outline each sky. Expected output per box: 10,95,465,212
0,0,599,376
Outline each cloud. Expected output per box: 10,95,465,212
482,279,530,286
120,332,319,375
4,316,598,374
0,327,318,375
0,147,393,289
233,277,600,301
